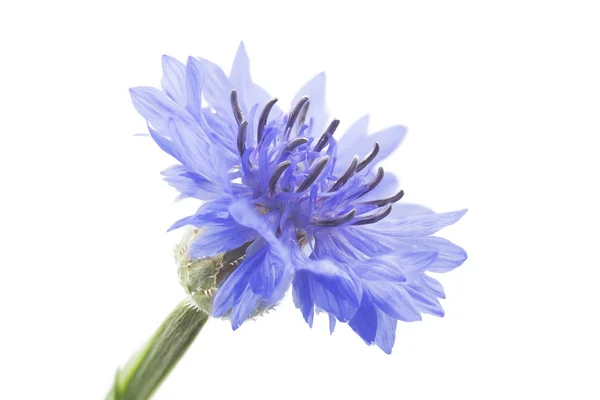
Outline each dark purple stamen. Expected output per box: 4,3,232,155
269,161,292,194
285,96,309,137
359,166,385,197
356,142,380,172
237,120,248,157
296,155,329,192
328,156,358,192
284,137,309,153
257,98,279,144
314,209,357,227
314,119,340,152
230,90,244,126
352,205,392,225
361,189,405,207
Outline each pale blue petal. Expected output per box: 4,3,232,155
348,292,378,344
229,42,275,116
147,124,176,159
292,253,362,322
184,56,205,125
367,281,422,322
228,199,280,246
328,314,336,334
420,274,446,299
353,252,438,282
188,221,255,259
130,86,188,135
291,72,327,137
193,56,234,115
367,125,407,162
230,288,262,330
166,119,228,185
388,203,435,218
335,116,406,166
422,237,468,273
336,114,370,159
404,284,445,317
167,197,232,231
161,55,186,105
374,309,397,354
365,209,468,237
161,164,222,201
212,247,258,317
292,272,315,326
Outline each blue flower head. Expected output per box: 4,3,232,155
130,43,467,353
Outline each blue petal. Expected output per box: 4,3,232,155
420,274,446,299
404,284,445,317
147,124,176,159
291,72,327,137
388,203,435,218
161,164,222,201
166,119,229,185
184,56,205,125
367,125,407,162
292,253,362,322
335,116,406,167
129,86,188,135
201,108,238,155
385,209,467,236
348,292,378,344
230,288,262,330
335,226,467,276
161,55,186,105
248,244,291,302
328,314,336,334
230,42,275,117
212,246,259,317
336,114,370,161
367,281,422,322
187,221,255,259
353,252,437,282
421,237,468,273
228,199,280,247
374,308,397,354
213,241,292,329
168,197,232,231
191,56,234,117
359,209,468,238
292,271,315,326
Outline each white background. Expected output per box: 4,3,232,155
1,1,599,399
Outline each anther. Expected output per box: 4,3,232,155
269,161,292,194
352,205,392,226
359,167,384,197
361,189,405,207
257,98,278,144
314,209,357,227
285,96,310,137
284,137,309,153
230,90,244,126
237,120,248,157
356,142,380,172
296,155,329,192
328,156,358,192
314,119,340,152
297,100,310,129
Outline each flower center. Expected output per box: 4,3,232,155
230,90,406,230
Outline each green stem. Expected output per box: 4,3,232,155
106,299,209,400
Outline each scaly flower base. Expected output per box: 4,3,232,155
106,299,208,400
